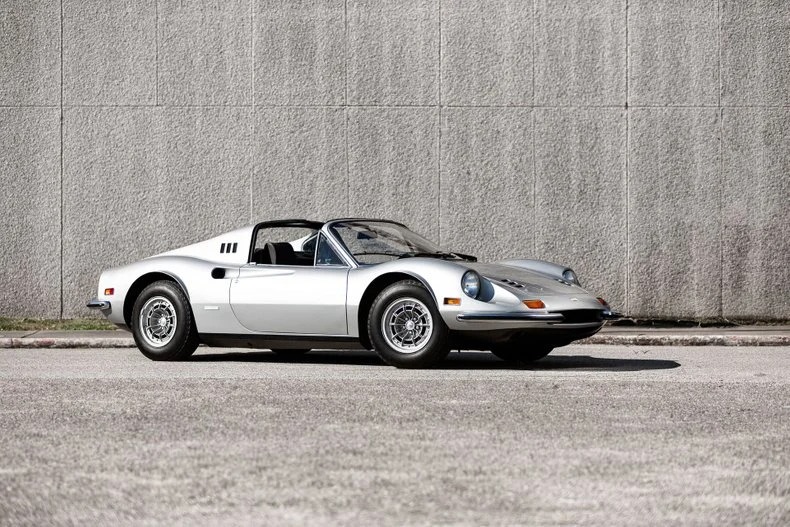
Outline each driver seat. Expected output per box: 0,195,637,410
262,242,297,265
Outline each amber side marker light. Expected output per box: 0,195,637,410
523,299,545,309
444,297,461,306
104,288,114,296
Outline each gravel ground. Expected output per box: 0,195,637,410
0,345,788,526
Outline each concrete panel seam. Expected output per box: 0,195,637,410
717,0,722,108
344,0,349,216
0,105,61,109
155,0,158,106
42,103,790,110
531,0,535,107
625,0,630,315
531,0,536,255
345,107,349,216
344,0,348,106
438,0,442,244
718,0,723,319
250,0,254,223
59,0,64,319
625,0,631,109
60,104,255,109
719,106,724,319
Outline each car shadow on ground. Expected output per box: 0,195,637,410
188,349,680,372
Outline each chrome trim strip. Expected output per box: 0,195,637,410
86,299,111,310
602,311,623,320
456,312,565,322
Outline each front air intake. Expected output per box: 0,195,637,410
552,310,604,324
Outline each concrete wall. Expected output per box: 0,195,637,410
1,0,788,321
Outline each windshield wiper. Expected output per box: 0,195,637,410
353,251,402,257
399,251,476,261
398,251,445,259
451,252,477,262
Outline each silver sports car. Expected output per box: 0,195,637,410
88,218,621,368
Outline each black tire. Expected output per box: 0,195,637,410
270,349,311,356
368,280,450,369
131,280,199,361
490,343,554,366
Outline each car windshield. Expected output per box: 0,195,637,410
330,220,472,265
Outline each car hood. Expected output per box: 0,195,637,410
464,262,587,297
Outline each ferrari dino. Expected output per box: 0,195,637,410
88,218,621,368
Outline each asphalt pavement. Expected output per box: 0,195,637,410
1,325,788,348
0,345,788,526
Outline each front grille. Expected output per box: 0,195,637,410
553,309,603,324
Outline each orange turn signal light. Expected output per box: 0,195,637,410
104,288,114,296
523,299,545,309
444,297,461,306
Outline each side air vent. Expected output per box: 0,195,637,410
220,242,239,254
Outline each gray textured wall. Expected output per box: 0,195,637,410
1,0,788,321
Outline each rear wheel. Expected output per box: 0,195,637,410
368,280,450,368
490,344,554,366
131,280,199,361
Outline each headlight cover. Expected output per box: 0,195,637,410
461,271,481,299
562,269,580,286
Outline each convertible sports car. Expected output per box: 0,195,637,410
88,218,621,368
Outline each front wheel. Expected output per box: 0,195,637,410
490,344,554,366
131,280,199,361
368,280,450,369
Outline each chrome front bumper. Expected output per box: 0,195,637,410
86,298,111,311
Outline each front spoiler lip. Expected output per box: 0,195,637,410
87,299,111,310
457,312,565,322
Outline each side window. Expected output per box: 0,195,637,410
250,227,317,266
315,234,346,266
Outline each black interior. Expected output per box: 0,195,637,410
251,242,314,266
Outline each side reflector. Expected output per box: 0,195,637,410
444,297,461,306
523,299,545,309
597,297,609,306
104,288,114,296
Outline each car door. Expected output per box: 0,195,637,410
228,243,349,335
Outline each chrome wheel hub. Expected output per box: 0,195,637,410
381,297,434,354
139,296,177,348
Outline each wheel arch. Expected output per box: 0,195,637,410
123,272,190,327
356,272,436,350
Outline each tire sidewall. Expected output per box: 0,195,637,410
368,280,449,368
131,280,197,360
